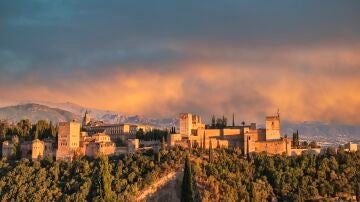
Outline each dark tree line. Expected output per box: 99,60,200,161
135,129,168,141
210,115,228,129
0,119,57,142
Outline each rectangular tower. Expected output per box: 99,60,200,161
56,121,81,161
265,114,281,140
180,113,192,137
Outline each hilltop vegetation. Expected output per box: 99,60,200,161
191,148,360,201
1,136,360,201
0,119,57,149
0,147,186,201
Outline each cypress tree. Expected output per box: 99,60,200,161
211,115,216,128
181,155,194,202
94,155,114,201
209,139,213,163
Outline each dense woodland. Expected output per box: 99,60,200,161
190,147,360,201
1,146,359,201
0,146,186,201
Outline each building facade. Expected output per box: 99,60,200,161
20,138,56,160
344,142,358,152
179,113,205,137
80,133,116,157
56,121,81,161
84,123,153,142
56,121,117,160
265,113,281,140
170,112,291,156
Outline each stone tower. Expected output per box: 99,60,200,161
82,110,91,126
56,121,81,161
179,113,193,137
265,112,281,140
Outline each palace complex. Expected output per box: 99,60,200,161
82,110,153,142
1,111,358,160
169,112,293,155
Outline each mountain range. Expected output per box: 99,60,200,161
0,102,178,128
0,102,359,145
0,103,80,123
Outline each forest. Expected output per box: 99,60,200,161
0,146,186,201
1,118,360,201
190,147,360,201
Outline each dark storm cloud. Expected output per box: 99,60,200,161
1,0,360,75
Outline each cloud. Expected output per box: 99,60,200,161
0,1,360,124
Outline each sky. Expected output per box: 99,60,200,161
0,1,360,124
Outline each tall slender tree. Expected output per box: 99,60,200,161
209,139,213,163
93,155,114,201
211,115,216,128
181,155,194,202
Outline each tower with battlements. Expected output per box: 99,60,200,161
179,113,205,137
265,112,281,140
56,121,81,161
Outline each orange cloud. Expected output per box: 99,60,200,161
1,45,360,124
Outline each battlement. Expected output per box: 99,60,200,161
265,113,281,140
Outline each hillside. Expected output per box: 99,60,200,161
0,103,80,123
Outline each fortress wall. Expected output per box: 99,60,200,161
254,139,291,155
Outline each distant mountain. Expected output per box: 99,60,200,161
282,121,360,146
0,103,80,123
24,101,118,120
32,101,179,128
2,101,179,128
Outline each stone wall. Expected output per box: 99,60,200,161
254,138,291,155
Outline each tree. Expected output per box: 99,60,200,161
0,120,9,140
302,141,309,148
32,120,50,140
49,121,57,138
182,155,194,202
93,155,114,201
309,141,317,148
222,116,227,127
17,119,32,138
211,115,216,128
292,130,300,148
209,140,213,163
